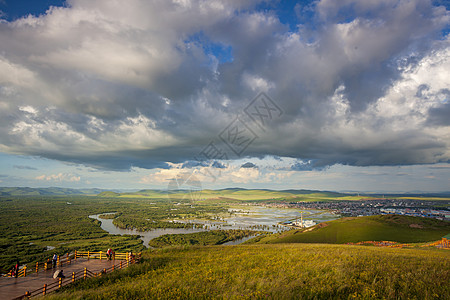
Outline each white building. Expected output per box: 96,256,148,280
293,219,316,228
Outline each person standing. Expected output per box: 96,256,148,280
52,254,57,268
14,260,19,278
106,248,112,260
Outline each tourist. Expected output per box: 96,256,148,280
52,253,57,268
14,260,19,278
53,269,65,279
106,248,112,260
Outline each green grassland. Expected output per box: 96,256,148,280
0,195,226,271
2,190,450,299
50,244,450,299
254,215,450,245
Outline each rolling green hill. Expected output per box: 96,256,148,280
0,187,105,196
255,215,450,244
49,244,450,299
96,188,353,201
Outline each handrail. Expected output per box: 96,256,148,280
12,252,141,299
346,238,450,249
75,251,131,261
3,251,138,278
421,238,449,249
3,253,74,278
346,241,411,248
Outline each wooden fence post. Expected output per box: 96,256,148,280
75,250,77,260
36,262,39,273
87,251,90,260
72,272,75,282
43,284,47,296
23,266,27,277
59,277,62,288
84,268,87,279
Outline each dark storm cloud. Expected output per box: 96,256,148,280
241,162,257,169
181,160,210,168
212,161,227,169
13,165,38,170
0,0,448,171
427,101,450,126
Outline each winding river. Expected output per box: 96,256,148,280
89,207,338,247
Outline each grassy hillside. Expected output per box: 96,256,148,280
255,215,450,244
0,187,105,196
50,244,449,299
95,188,450,202
97,188,352,201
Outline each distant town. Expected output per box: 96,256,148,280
265,198,450,220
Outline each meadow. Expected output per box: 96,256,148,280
49,243,450,299
255,215,450,245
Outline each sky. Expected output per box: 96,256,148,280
0,0,449,193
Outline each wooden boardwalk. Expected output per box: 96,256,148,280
0,259,125,299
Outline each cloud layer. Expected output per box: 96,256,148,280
0,0,449,171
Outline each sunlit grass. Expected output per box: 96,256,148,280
50,243,450,299
257,215,450,245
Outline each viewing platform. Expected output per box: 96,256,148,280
0,251,140,299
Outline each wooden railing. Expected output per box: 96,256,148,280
422,238,449,249
11,252,141,299
346,241,411,248
347,238,450,249
3,251,138,278
74,250,130,261
3,253,75,278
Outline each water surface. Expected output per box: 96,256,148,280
89,207,338,247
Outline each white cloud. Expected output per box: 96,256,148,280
19,105,38,115
35,173,81,182
0,0,448,173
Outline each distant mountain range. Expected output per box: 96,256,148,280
0,187,108,196
0,187,449,198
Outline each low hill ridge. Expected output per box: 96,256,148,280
255,215,450,244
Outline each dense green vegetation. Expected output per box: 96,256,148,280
50,244,450,299
109,200,226,231
148,230,257,247
0,195,226,271
0,196,144,271
254,215,450,245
